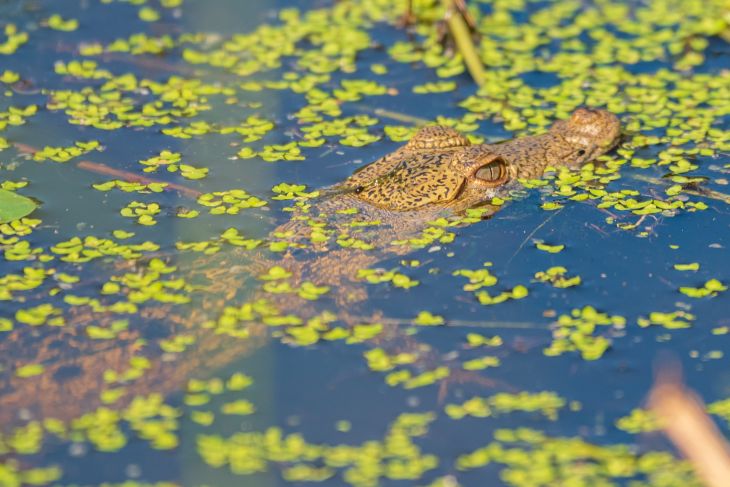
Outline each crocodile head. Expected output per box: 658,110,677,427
341,108,621,212
544,107,622,169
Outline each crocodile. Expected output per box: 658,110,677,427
0,107,620,425
324,107,617,214
262,106,621,305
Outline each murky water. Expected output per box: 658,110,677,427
0,0,729,485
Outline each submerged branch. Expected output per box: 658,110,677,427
370,107,431,126
76,160,202,199
373,317,540,329
14,142,202,200
630,174,730,205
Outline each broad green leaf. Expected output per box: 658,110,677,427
0,188,37,223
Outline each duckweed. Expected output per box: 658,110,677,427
615,408,661,434
678,279,727,298
534,241,564,253
637,310,695,329
46,14,79,31
466,333,503,347
453,264,497,291
545,306,626,360
32,140,101,163
1,0,729,484
197,190,267,214
475,285,528,305
198,412,437,484
533,266,581,288
462,355,501,370
120,201,161,225
412,311,445,326
357,268,420,289
456,428,699,485
446,392,567,420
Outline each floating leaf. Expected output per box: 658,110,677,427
0,189,37,223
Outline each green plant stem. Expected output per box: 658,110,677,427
441,0,486,86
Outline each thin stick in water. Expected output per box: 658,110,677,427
14,142,202,199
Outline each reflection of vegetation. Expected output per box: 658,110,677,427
199,412,438,483
457,428,701,486
0,0,729,485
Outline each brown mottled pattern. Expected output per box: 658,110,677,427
339,107,621,212
404,126,472,150
356,153,465,210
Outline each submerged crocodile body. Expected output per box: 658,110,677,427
268,106,620,252
265,107,621,305
0,108,620,424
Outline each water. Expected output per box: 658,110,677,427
0,0,729,485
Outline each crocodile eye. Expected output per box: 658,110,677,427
354,185,364,194
475,159,506,184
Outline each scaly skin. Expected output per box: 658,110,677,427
270,107,620,253
0,108,621,426
337,107,620,213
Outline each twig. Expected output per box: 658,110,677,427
14,142,202,199
649,365,730,487
364,316,540,329
440,0,486,86
371,107,430,126
505,207,563,268
77,161,202,199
